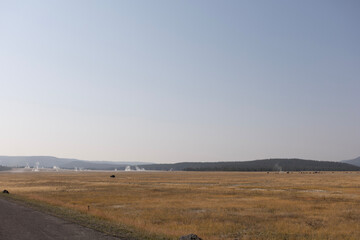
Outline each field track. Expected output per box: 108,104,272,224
0,197,120,240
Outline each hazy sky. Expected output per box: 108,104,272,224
1,0,359,162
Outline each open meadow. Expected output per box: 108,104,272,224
1,171,360,239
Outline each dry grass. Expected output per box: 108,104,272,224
1,171,360,239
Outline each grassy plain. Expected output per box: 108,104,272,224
1,171,360,239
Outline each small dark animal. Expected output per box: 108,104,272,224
179,234,202,240
3,190,9,194
110,175,115,178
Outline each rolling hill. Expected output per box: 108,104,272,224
0,156,150,170
342,156,360,167
140,158,360,172
1,156,359,172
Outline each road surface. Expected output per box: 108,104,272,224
0,197,121,240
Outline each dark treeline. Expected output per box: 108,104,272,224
140,159,360,172
0,165,11,171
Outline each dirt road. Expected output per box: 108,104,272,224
0,197,121,240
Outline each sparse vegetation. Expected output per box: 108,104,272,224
1,171,360,239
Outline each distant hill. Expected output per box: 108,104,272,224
342,156,360,167
59,160,130,170
0,156,74,168
140,158,360,172
0,156,151,170
1,156,358,172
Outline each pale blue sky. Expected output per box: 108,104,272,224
1,0,359,162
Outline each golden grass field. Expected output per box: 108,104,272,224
1,171,360,239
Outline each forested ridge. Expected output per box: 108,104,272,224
140,158,360,172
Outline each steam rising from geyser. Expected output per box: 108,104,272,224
125,166,145,171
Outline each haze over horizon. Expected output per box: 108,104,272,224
1,1,359,163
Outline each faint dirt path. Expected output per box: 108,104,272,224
0,197,121,240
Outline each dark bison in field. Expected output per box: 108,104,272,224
179,234,202,240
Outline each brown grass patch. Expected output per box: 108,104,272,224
1,171,360,239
